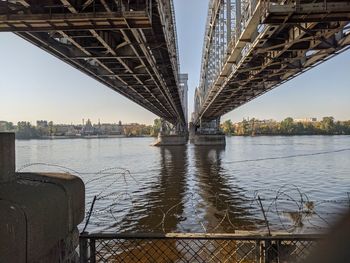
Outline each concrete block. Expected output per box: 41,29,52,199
38,227,80,263
0,200,26,263
0,179,68,261
20,172,85,228
0,173,85,262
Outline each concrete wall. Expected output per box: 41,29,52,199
0,173,85,263
0,133,15,183
0,133,85,263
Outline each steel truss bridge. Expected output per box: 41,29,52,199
193,0,350,129
0,0,186,127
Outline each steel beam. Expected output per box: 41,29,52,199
0,0,186,125
194,0,350,124
0,12,151,32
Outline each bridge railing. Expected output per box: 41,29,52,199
156,0,180,86
198,0,261,118
195,0,350,123
79,232,321,263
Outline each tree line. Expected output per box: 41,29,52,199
221,117,350,136
0,120,163,139
3,117,349,139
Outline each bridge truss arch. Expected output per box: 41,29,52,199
0,0,187,127
194,0,350,126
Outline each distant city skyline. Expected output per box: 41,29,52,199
3,118,144,125
1,115,348,126
0,0,349,125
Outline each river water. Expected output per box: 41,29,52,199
16,136,350,234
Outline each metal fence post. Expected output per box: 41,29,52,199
255,240,261,263
89,238,96,263
264,240,271,263
79,236,88,263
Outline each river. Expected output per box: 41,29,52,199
15,136,350,234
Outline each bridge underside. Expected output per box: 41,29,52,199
0,0,185,125
196,0,350,123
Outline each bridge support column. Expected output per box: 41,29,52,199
0,133,85,262
152,119,188,146
193,118,226,146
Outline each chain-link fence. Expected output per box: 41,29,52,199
79,232,321,263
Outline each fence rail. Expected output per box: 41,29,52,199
79,232,321,263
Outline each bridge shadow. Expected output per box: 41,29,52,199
114,145,258,233
192,145,257,233
108,146,188,262
93,145,261,262
117,146,188,233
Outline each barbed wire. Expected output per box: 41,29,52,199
224,148,350,164
17,162,350,235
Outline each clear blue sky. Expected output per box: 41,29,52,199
0,0,349,125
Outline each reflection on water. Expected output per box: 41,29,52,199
15,136,350,234
118,146,188,233
116,145,259,234
192,146,257,232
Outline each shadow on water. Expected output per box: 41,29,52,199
192,145,258,232
117,146,188,233
115,145,258,234
109,146,188,262
108,146,260,262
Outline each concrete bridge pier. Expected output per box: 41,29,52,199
153,119,188,146
153,133,188,146
192,118,226,146
0,133,85,262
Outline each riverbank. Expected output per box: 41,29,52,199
224,133,350,137
15,135,154,140
222,117,350,136
15,133,350,140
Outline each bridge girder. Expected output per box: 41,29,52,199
0,0,186,126
194,0,350,125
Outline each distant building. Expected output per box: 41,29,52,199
81,119,95,135
294,118,317,123
36,120,48,128
179,74,189,125
97,122,124,135
36,120,49,136
53,125,72,136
